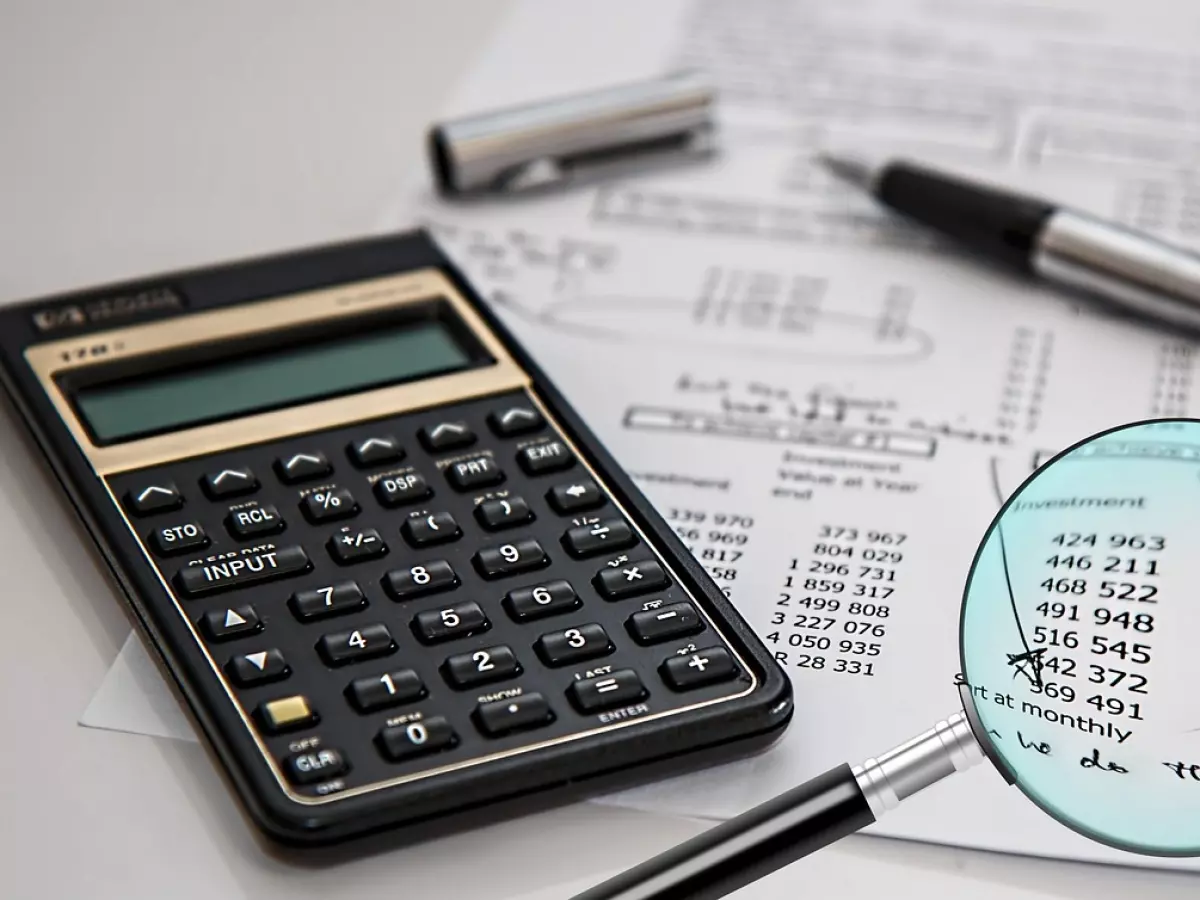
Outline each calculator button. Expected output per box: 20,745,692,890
328,527,389,564
446,455,506,491
374,472,433,508
420,421,476,452
384,560,458,600
257,695,317,734
149,521,209,557
227,648,290,686
225,504,286,539
349,435,405,468
401,512,462,547
347,669,426,712
563,518,637,558
534,624,614,667
475,496,534,531
378,717,457,761
201,467,259,499
474,693,553,737
569,669,647,713
660,648,738,691
504,580,581,621
174,545,312,597
443,645,522,688
285,748,348,785
289,582,366,621
413,601,490,644
627,603,705,644
517,440,575,475
300,488,360,523
275,452,332,484
200,605,262,642
489,406,545,437
594,559,670,601
317,623,396,666
473,539,550,579
547,479,605,514
125,483,183,516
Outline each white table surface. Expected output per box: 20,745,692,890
0,3,1197,898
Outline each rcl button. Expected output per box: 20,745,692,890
149,521,210,557
285,748,348,785
226,504,285,539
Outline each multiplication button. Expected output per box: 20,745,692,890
594,559,669,601
149,520,209,557
377,717,457,761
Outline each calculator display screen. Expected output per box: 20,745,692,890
73,318,476,443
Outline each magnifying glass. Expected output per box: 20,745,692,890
575,418,1200,900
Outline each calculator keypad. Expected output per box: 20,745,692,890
109,390,751,800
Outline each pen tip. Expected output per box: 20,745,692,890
815,151,880,192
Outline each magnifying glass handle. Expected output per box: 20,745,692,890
572,712,983,900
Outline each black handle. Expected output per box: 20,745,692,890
571,763,875,900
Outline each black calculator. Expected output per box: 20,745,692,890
0,232,791,845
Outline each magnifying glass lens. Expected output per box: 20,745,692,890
961,420,1200,856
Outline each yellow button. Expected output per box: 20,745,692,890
261,695,315,732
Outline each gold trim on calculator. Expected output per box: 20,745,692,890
24,268,758,806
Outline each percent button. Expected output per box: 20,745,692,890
300,488,360,524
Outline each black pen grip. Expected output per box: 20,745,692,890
571,763,874,900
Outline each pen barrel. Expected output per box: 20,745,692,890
1034,210,1200,332
571,764,873,900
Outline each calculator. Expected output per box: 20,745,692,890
0,231,791,845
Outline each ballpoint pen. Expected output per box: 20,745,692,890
818,152,1200,333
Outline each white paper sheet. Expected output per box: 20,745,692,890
83,0,1200,874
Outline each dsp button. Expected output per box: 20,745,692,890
594,559,669,601
401,512,462,547
627,602,705,645
562,518,637,558
474,693,553,737
488,406,544,437
226,504,285,539
149,520,209,557
419,421,475,453
201,467,259,500
285,748,348,785
377,717,457,761
517,440,575,475
174,546,311,597
348,435,404,468
660,647,738,691
125,482,183,516
226,648,290,686
374,472,432,508
569,669,647,713
275,452,332,484
446,455,505,491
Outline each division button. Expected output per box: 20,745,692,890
377,717,457,761
275,452,332,484
328,527,389,564
174,545,312,597
446,455,506,491
546,479,605,515
401,512,462,547
347,669,426,712
125,482,183,516
227,648,290,686
660,647,738,691
226,504,286,539
289,582,367,621
383,560,458,600
348,435,405,468
568,669,647,713
200,605,262,642
443,645,521,689
285,748,348,785
488,406,545,437
517,440,575,476
317,623,396,666
503,580,580,621
374,472,432,508
412,601,490,644
149,520,209,557
534,623,614,667
300,488,360,523
257,695,317,734
419,421,476,453
594,559,670,601
627,602,705,644
475,496,534,531
200,467,259,499
474,693,553,737
473,539,549,579
562,518,637,558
